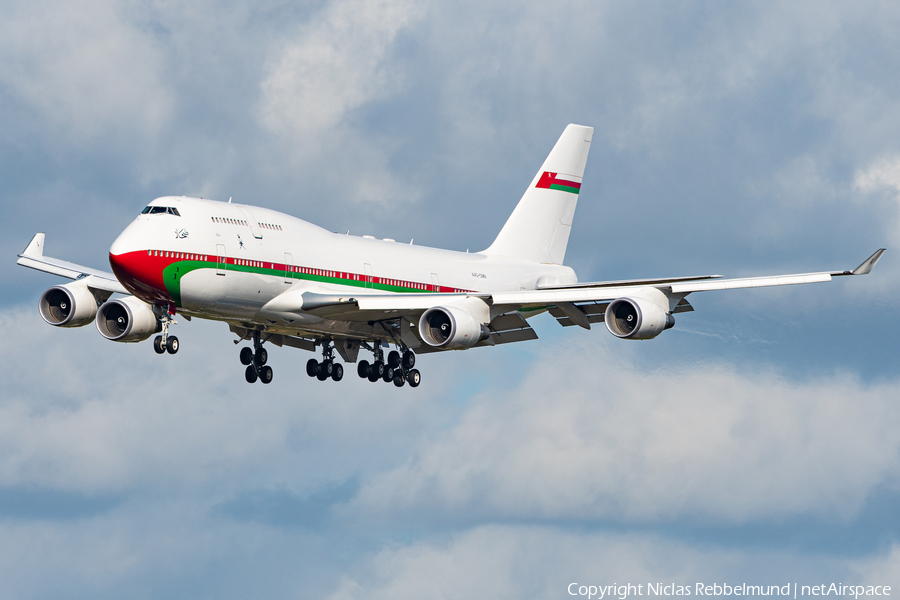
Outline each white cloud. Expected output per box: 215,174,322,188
259,0,422,138
255,0,426,207
855,156,900,196
0,0,173,143
350,339,900,524
0,306,448,495
327,525,864,600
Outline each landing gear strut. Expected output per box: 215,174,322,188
153,309,178,356
357,342,419,387
240,330,273,384
306,340,343,382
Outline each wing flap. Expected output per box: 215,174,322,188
477,312,538,346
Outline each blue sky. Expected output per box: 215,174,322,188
2,0,900,598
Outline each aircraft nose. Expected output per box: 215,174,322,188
108,224,174,304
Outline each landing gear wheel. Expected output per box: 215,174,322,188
367,361,383,382
259,365,273,384
166,336,179,355
402,350,415,369
254,347,268,366
388,350,400,368
331,363,344,381
245,365,258,383
357,360,370,378
316,365,329,381
240,347,253,365
321,360,334,376
382,366,394,383
154,335,165,354
393,372,405,387
407,368,421,387
307,359,318,377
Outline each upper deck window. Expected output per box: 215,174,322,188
141,206,181,216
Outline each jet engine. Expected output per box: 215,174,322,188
604,289,675,340
39,281,100,328
418,304,491,350
96,296,160,343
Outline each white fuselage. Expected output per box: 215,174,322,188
108,196,576,339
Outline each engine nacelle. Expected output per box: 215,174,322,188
39,281,99,328
418,304,491,350
96,296,160,343
604,290,675,340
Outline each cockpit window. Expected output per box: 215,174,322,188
141,206,181,216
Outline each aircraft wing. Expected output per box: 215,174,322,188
274,249,885,331
17,233,129,295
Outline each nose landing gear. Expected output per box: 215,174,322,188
153,310,179,355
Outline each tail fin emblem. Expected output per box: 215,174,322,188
535,171,581,194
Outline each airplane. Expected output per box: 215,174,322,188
17,124,885,387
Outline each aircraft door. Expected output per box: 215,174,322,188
284,252,293,284
431,272,440,292
364,263,373,289
216,244,226,276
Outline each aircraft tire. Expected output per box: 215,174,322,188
331,363,343,381
357,360,370,378
367,366,380,382
407,369,421,387
260,365,273,384
306,359,318,377
154,336,165,354
241,347,254,365
245,365,258,383
388,351,400,368
402,350,415,369
166,336,179,354
255,347,267,366
393,372,405,387
382,366,394,382
322,360,333,376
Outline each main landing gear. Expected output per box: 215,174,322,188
306,339,344,382
153,311,179,356
240,330,273,384
357,343,420,388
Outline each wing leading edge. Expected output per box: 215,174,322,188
17,233,128,295
281,249,885,333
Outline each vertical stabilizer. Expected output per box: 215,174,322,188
482,124,593,265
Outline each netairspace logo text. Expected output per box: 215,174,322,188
567,583,892,600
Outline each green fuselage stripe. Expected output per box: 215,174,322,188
162,261,447,306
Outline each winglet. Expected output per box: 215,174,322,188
851,248,885,275
20,233,45,258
